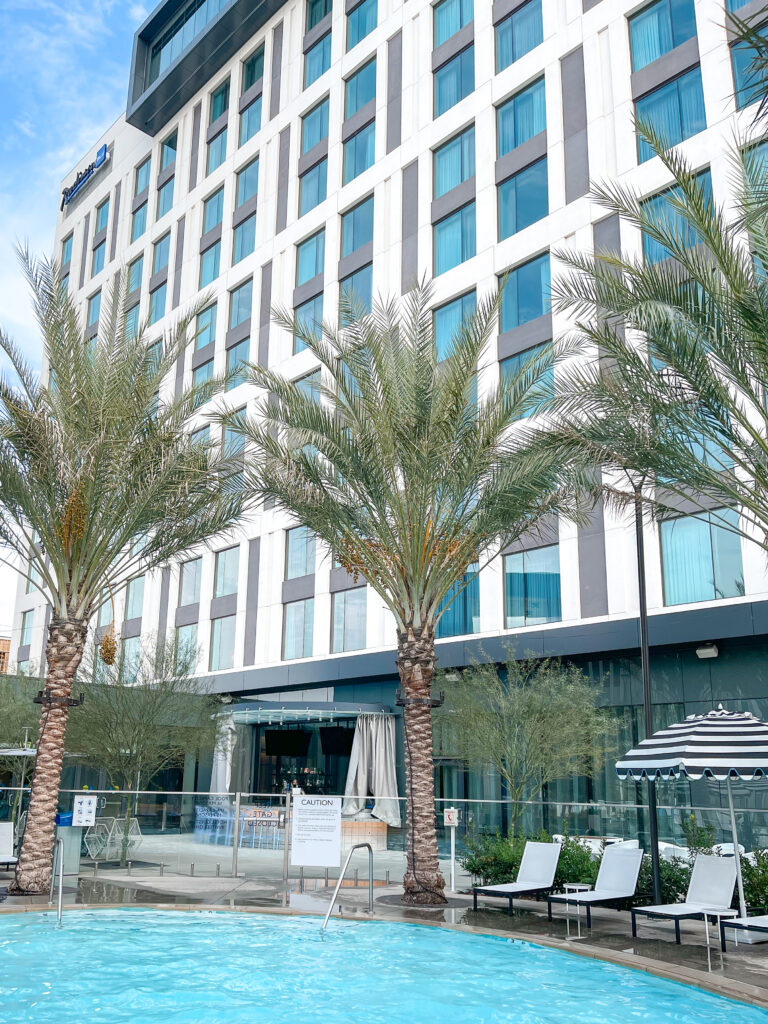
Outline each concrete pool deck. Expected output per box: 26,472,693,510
3,864,768,1010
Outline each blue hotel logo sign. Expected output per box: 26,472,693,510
60,144,109,211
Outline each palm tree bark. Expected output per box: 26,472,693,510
397,627,446,905
11,617,87,893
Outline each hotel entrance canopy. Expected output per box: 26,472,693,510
229,700,394,726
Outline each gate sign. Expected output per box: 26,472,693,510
72,793,98,827
244,807,282,827
290,796,342,867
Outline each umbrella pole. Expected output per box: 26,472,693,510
726,775,747,919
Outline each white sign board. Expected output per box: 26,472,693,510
72,793,98,827
290,796,342,867
443,807,459,827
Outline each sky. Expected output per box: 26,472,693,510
0,1,148,638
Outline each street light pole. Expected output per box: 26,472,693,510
634,485,662,906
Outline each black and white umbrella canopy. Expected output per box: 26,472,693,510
616,705,768,781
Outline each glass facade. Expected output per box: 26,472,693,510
732,41,761,110
200,242,221,287
149,283,166,324
501,342,554,419
295,294,323,353
496,0,542,73
307,0,332,31
91,241,105,277
125,304,139,339
500,252,550,331
236,157,259,206
210,615,236,671
434,203,476,276
230,279,253,327
157,178,174,218
207,130,228,174
348,0,377,50
498,157,548,239
214,546,239,597
435,46,474,116
226,338,250,389
434,290,476,360
135,158,151,196
660,508,744,606
305,33,332,87
196,305,216,349
504,544,561,627
283,598,314,659
286,526,316,579
340,264,373,322
629,0,696,72
641,170,712,264
87,291,101,327
147,0,236,85
240,95,262,145
203,188,224,232
62,234,73,265
297,230,325,285
192,359,213,399
345,59,376,119
300,159,328,215
636,66,706,162
341,196,374,256
128,255,143,294
302,98,330,154
435,564,479,638
233,214,256,263
497,78,546,156
179,557,202,606
131,203,147,242
176,622,198,671
343,122,376,183
125,576,145,620
242,47,264,92
20,610,34,647
153,232,171,273
434,126,475,198
161,131,178,171
332,587,367,651
434,0,473,48
95,198,109,233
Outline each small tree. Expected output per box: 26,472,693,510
439,655,613,834
67,637,221,866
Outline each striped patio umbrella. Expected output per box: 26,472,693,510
616,705,768,918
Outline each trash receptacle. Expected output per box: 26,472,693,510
54,813,82,876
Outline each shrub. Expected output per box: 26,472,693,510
632,855,691,907
743,848,768,912
680,814,714,859
461,828,599,888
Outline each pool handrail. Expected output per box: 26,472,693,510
321,842,373,931
48,837,65,925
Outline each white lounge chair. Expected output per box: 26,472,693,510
547,845,644,929
632,853,737,945
0,822,18,869
473,841,561,914
720,915,768,951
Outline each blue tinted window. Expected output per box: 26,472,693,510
636,65,706,162
343,122,375,183
504,544,561,626
153,232,171,273
340,264,373,324
436,564,479,638
345,59,377,119
498,157,548,240
300,159,328,215
131,202,147,242
435,46,474,116
128,255,143,294
501,342,554,420
500,252,550,331
161,131,177,171
92,241,105,277
62,234,73,265
297,230,325,285
661,508,743,606
302,98,330,154
641,170,712,264
96,198,110,234
434,126,475,198
207,129,228,174
236,157,259,207
348,0,377,50
193,359,214,398
732,41,761,110
242,47,265,91
210,615,236,671
226,338,250,390
199,241,221,287
149,283,166,325
286,526,316,579
305,33,332,87
433,203,475,276
230,279,253,328
332,587,367,652
88,291,101,326
210,81,230,123
148,0,236,86
629,0,696,72
196,305,216,350
434,0,473,48
283,598,314,659
496,0,542,72
126,304,140,339
233,214,256,263
135,158,151,196
239,96,262,145
497,77,545,157
342,196,374,257
434,290,476,361
295,293,324,353
307,0,332,31
157,178,174,218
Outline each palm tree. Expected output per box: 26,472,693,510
2,251,245,893
230,283,591,904
729,4,768,123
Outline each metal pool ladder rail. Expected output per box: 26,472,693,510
321,842,373,931
48,837,65,925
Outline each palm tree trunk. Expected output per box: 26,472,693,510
10,616,87,893
396,627,446,905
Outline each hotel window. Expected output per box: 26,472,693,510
196,304,216,350
203,187,224,233
125,575,145,619
434,0,473,48
161,130,177,171
504,544,561,627
635,66,706,162
434,126,475,199
128,254,143,294
660,508,744,606
297,230,325,286
240,92,262,146
207,82,230,174
233,215,256,263
214,545,239,597
496,0,542,73
210,80,230,122
176,622,198,671
436,563,479,638
210,615,236,671
302,97,330,155
498,157,548,239
149,283,166,324
207,131,227,174
126,304,139,339
434,290,475,361
226,339,250,390
629,0,696,72
307,0,332,31
305,33,332,87
243,46,265,91
20,609,34,647
497,77,546,156
341,196,374,256
297,369,321,402
295,294,323,353
230,279,253,329
153,232,171,274
157,178,174,218
433,203,476,276
131,202,148,242
340,264,373,323
224,413,246,490
199,241,221,287
332,588,367,651
95,197,110,234
192,425,210,446
62,234,73,266
120,636,141,681
193,359,214,401
299,158,328,215
91,240,105,277
135,156,151,195
732,38,762,110
501,342,554,419
435,46,474,117
641,170,711,264
500,252,550,330
60,273,69,296
348,0,377,50
236,157,259,207
87,291,101,328
345,59,376,119
179,556,202,606
286,526,316,579
343,123,375,184
283,598,314,659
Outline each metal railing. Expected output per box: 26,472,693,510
322,842,373,932
48,837,64,925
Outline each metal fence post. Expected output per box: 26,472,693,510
281,791,291,905
231,791,242,878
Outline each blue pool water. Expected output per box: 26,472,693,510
0,910,766,1024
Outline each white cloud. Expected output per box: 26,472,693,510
129,4,148,22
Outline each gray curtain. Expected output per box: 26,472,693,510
209,714,236,795
342,714,401,827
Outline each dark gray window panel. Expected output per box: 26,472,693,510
492,0,532,26
211,593,238,619
656,486,724,517
276,126,290,233
127,0,286,135
293,273,324,309
258,261,272,367
431,23,474,72
387,31,402,154
239,78,264,114
226,318,251,348
174,352,185,399
157,566,171,640
79,213,90,289
199,223,223,254
206,111,229,144
593,212,620,252
126,284,142,307
726,0,764,37
495,131,547,185
86,320,99,341
172,215,185,310
401,160,418,294
564,131,589,204
175,602,200,628
298,138,329,177
243,538,260,666
16,644,30,663
430,176,476,224
149,267,169,293
109,182,121,263
122,616,142,639
92,226,108,251
282,574,315,604
338,239,374,280
577,498,609,618
346,0,363,13
270,20,284,119
582,0,602,9
189,103,202,190
132,187,149,213
157,161,176,190
233,194,258,228
630,37,700,100
330,566,365,593
501,514,559,555
497,313,552,360
191,340,215,369
341,100,376,143
561,47,589,204
303,13,332,54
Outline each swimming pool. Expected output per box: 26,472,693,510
0,910,765,1023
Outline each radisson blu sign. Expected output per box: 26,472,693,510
60,144,109,211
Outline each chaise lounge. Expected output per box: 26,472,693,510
0,822,18,870
631,854,736,945
547,845,644,929
473,841,561,915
